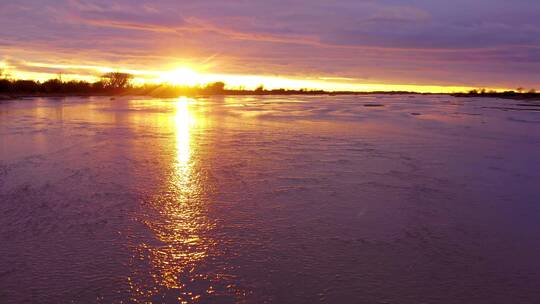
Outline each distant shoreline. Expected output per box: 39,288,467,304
2,91,540,101
451,92,540,101
0,90,441,100
2,73,538,101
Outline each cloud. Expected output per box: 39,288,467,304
0,0,539,88
367,6,431,23
67,0,186,32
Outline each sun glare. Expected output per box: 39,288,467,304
1,60,510,93
160,67,205,86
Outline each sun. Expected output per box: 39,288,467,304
160,67,205,86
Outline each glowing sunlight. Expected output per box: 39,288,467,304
2,1,540,303
160,68,206,86
175,97,195,171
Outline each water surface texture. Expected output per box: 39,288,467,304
1,95,540,303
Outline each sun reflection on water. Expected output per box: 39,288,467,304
129,97,241,303
175,98,193,174
150,97,211,292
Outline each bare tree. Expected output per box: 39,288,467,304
205,81,226,93
101,72,133,90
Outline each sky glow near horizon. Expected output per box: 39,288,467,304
1,0,539,92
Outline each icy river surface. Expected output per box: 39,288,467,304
1,95,540,303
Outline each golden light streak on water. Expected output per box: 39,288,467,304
174,97,194,179
128,98,226,303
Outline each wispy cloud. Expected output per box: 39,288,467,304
0,0,539,88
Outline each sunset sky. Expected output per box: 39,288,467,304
1,0,539,92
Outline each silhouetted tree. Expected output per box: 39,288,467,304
13,80,39,93
101,72,133,90
204,82,226,94
42,79,63,93
0,69,7,92
64,80,92,93
0,79,10,93
92,81,106,91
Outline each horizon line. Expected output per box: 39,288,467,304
0,61,524,94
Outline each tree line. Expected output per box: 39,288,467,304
0,71,133,94
0,70,333,97
452,87,539,100
2,68,537,99
0,71,232,96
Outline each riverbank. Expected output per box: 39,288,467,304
0,90,439,100
452,91,540,101
2,91,540,102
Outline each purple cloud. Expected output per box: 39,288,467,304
1,0,539,88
